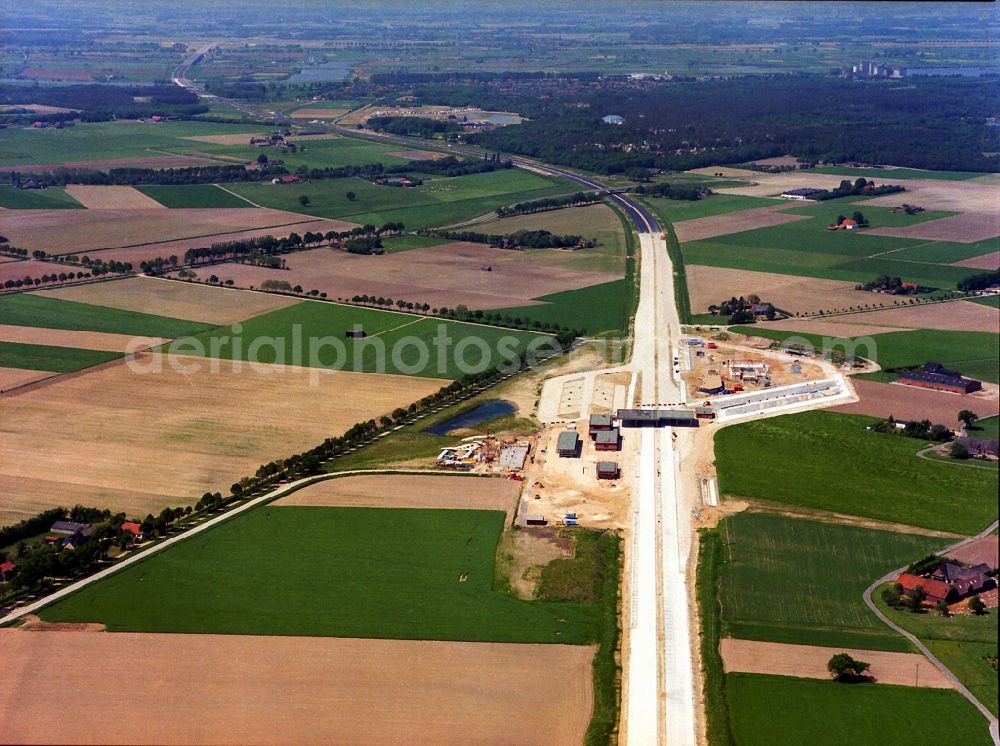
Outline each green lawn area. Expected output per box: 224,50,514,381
727,674,994,746
0,341,121,372
731,326,999,383
638,194,778,222
807,166,986,181
874,589,999,715
225,169,574,230
718,512,942,651
380,234,451,252
40,506,605,644
183,300,551,379
715,411,999,535
887,238,999,264
176,136,417,171
135,184,254,208
0,293,217,338
967,415,999,440
495,279,629,336
0,185,83,209
0,120,266,167
969,294,1000,309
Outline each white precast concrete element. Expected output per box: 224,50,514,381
711,375,854,422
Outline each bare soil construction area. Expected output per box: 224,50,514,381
275,473,522,520
198,242,618,310
831,379,998,423
0,208,356,253
39,277,298,325
761,300,999,335
673,203,808,243
865,212,999,244
0,324,165,352
719,638,952,688
954,252,1000,270
687,264,878,315
0,629,593,746
62,185,166,210
0,355,444,524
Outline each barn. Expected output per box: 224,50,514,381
898,363,982,394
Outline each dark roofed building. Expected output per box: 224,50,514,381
930,561,995,597
896,572,958,605
589,414,614,435
50,521,91,536
595,428,621,451
556,431,580,457
780,187,826,200
898,363,981,394
616,409,699,428
956,437,998,458
596,461,619,479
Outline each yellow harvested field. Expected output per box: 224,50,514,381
181,133,269,145
756,318,908,338
720,638,953,688
687,264,878,315
762,300,999,334
0,629,594,746
62,185,166,210
0,324,165,352
0,366,52,393
865,212,999,244
275,473,522,519
0,354,445,524
673,203,809,243
289,107,349,119
0,207,354,253
39,277,298,325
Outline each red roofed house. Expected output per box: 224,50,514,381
896,572,958,605
121,521,145,540
271,175,302,185
0,560,16,582
839,219,858,230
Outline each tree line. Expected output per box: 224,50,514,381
425,228,594,249
957,270,1000,293
495,191,602,218
632,182,709,200
366,115,463,139
6,164,287,187
0,83,206,124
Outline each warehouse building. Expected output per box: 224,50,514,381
898,362,981,394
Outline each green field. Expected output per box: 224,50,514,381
731,326,999,383
727,674,994,746
496,280,629,336
967,415,999,440
886,238,999,264
177,136,418,171
0,341,121,372
225,169,574,230
639,194,777,223
379,234,450,252
718,512,942,650
874,589,999,715
0,293,217,338
40,506,605,644
0,185,83,209
969,295,1000,309
135,184,254,208
0,120,266,167
183,300,551,379
715,411,999,534
807,166,986,181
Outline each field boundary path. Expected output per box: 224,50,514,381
862,519,1000,746
0,469,492,627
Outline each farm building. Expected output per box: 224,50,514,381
596,461,620,480
525,515,547,526
345,328,367,339
930,561,995,597
594,429,621,452
589,414,614,436
780,187,825,200
556,431,580,457
0,560,16,582
896,573,957,605
898,363,981,394
121,521,145,539
616,409,699,428
271,175,302,185
955,437,998,458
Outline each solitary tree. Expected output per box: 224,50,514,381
256,153,269,165
827,653,871,682
905,585,927,612
969,596,987,616
346,191,357,201
949,442,970,460
298,195,311,207
935,601,950,617
958,410,979,429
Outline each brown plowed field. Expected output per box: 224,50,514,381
0,629,594,746
954,251,1000,270
756,319,909,337
276,473,521,520
673,203,809,243
193,241,617,310
687,264,877,314
62,185,166,210
720,638,952,688
947,535,999,570
831,379,999,422
0,156,221,174
0,324,165,352
0,366,52,393
0,208,356,253
181,133,268,145
770,300,999,334
0,354,445,524
863,181,1000,215
866,212,999,244
39,277,298,325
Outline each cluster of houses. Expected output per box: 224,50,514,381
250,131,290,147
897,560,995,606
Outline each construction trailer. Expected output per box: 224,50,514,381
594,428,621,451
556,431,581,457
596,461,620,479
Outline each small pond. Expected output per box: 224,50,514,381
423,400,516,436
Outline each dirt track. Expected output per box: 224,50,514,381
39,277,298,325
720,637,953,688
830,378,998,423
0,629,594,745
275,473,522,520
0,354,445,524
63,185,166,210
